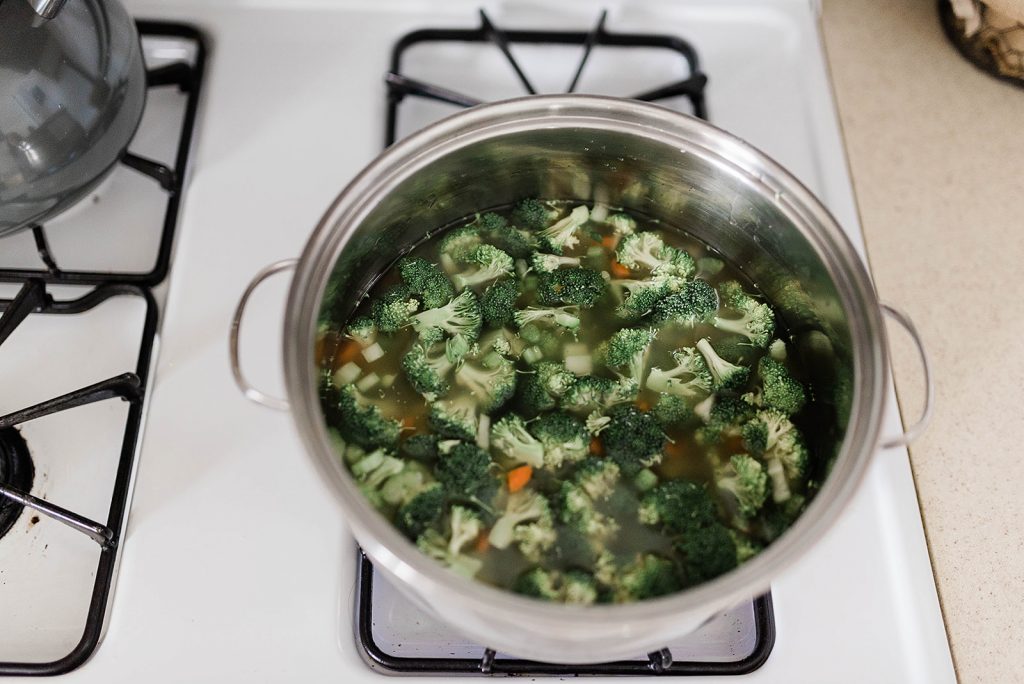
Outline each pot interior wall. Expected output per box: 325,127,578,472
317,126,853,453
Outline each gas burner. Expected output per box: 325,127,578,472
0,428,33,541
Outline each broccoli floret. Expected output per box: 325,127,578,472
674,522,737,584
401,338,466,400
562,570,599,604
598,327,657,386
371,285,420,332
438,226,482,262
452,245,515,290
324,382,401,450
409,289,483,343
538,205,589,253
638,480,718,534
488,489,552,549
479,212,537,259
428,396,478,441
561,376,638,414
757,357,806,415
529,411,589,468
609,275,681,320
435,442,498,502
715,454,768,518
600,404,665,476
741,409,809,503
606,213,637,236
513,362,575,416
417,505,484,577
768,338,787,361
490,414,545,469
513,567,596,604
480,278,519,327
652,394,692,427
697,256,725,277
514,567,561,600
615,232,695,278
712,280,775,348
730,529,764,563
695,396,756,446
695,338,750,391
758,494,807,542
350,448,406,495
513,305,581,335
454,354,517,413
651,279,718,326
536,268,607,308
574,458,621,500
585,410,611,436
530,252,581,273
513,518,558,563
379,460,433,507
401,433,440,462
647,346,713,400
396,483,445,538
345,315,377,347
399,257,455,309
512,198,559,231
611,553,682,602
555,480,619,544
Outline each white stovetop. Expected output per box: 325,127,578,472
12,0,953,681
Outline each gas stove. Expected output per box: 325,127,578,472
2,1,954,682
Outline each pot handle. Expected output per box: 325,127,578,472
879,303,934,449
229,259,298,411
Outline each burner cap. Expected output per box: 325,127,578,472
0,428,34,541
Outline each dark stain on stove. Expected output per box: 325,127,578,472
30,515,39,525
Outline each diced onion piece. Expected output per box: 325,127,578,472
586,246,604,260
769,339,787,361
563,342,589,357
590,202,609,223
379,373,397,388
361,342,385,363
564,354,592,376
522,346,544,364
476,414,491,450
356,372,380,393
333,361,362,386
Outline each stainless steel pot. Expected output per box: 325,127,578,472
231,96,933,663
0,0,146,237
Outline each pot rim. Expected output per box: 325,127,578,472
283,95,887,625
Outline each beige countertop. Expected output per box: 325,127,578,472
821,1,1024,680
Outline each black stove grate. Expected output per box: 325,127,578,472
359,11,775,677
0,22,205,287
385,9,708,147
0,22,205,677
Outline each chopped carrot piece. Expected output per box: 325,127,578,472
601,235,618,250
636,397,651,411
589,437,604,456
664,439,686,460
609,259,631,278
507,465,533,493
475,531,490,553
334,339,362,367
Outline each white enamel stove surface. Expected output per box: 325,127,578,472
11,1,953,681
